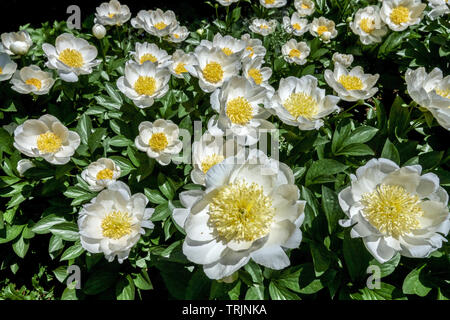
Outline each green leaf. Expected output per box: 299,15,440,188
0,224,25,244
76,114,93,145
245,284,265,300
105,82,123,104
150,203,171,221
335,143,374,157
109,156,135,176
268,282,300,300
343,232,372,281
60,241,84,261
83,271,118,295
53,266,68,283
12,235,29,258
352,283,406,300
309,242,331,276
321,186,344,234
116,275,135,300
32,215,68,234
369,253,401,278
50,222,79,241
402,264,432,297
61,287,78,300
344,126,378,145
381,138,400,164
306,159,347,185
244,261,264,284
158,173,175,200
88,128,107,154
144,188,167,205
133,270,153,290
109,135,133,147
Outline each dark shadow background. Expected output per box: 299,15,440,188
2,0,215,31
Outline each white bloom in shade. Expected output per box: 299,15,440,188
282,12,309,36
216,0,239,6
132,42,172,68
350,6,388,45
13,114,80,165
0,53,17,81
324,63,379,102
309,17,338,43
16,159,35,177
42,33,100,82
200,33,246,58
338,158,450,263
332,52,354,68
208,75,274,146
10,65,55,95
191,132,240,186
260,0,287,8
249,19,277,36
78,181,155,263
1,31,32,55
167,25,189,43
242,56,273,93
172,150,306,280
116,61,170,109
135,119,183,166
294,0,315,16
92,24,107,39
405,67,450,130
94,0,131,26
270,76,340,130
241,34,266,60
186,46,241,93
133,9,178,37
427,0,449,20
281,39,310,65
81,158,121,192
169,50,197,79
380,0,427,31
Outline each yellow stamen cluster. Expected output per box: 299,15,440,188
25,78,42,90
134,76,157,96
226,96,253,125
96,168,114,180
246,46,255,58
301,3,310,9
37,132,62,153
435,88,450,100
359,18,375,34
390,6,410,25
317,25,328,36
289,49,301,58
202,62,224,84
200,154,225,173
222,47,234,56
154,22,168,30
209,179,274,242
140,53,158,64
174,62,187,75
173,34,180,39
338,75,364,90
148,132,168,152
284,92,318,119
0,67,3,74
361,184,423,238
248,68,263,85
108,13,116,18
58,48,84,68
292,23,302,31
259,24,269,30
101,210,133,240
265,0,275,4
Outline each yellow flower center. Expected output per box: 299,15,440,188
201,154,225,173
173,33,180,39
174,62,187,75
361,184,423,238
96,168,114,180
248,68,263,85
209,179,274,242
226,96,253,125
202,62,224,84
58,48,84,68
25,78,42,90
284,92,318,119
435,88,450,99
293,23,302,31
101,210,133,240
338,75,364,90
301,3,310,9
246,46,255,58
289,48,301,58
140,53,158,64
222,47,234,56
37,132,62,153
359,18,375,34
259,24,269,30
148,132,168,152
154,22,168,30
265,0,275,4
108,13,116,18
317,25,328,35
0,67,3,74
134,76,157,96
390,6,410,25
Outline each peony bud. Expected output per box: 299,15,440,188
92,24,106,39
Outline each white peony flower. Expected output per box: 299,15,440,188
338,158,450,263
216,0,239,6
332,52,354,68
116,60,170,109
309,17,338,43
168,50,197,79
92,24,107,39
249,19,277,36
78,181,155,263
282,12,309,36
241,34,267,60
172,149,306,280
200,33,246,58
191,132,239,186
132,42,172,68
1,30,32,55
270,75,340,130
186,46,241,93
167,25,189,43
42,33,100,82
380,0,427,31
16,159,35,177
81,158,121,192
426,0,449,20
10,65,55,95
0,53,17,81
259,0,287,8
350,6,388,45
405,67,450,130
94,0,131,26
208,75,274,146
294,0,315,16
281,39,310,65
13,114,80,165
324,63,379,102
134,119,183,166
131,9,178,37
242,56,273,93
